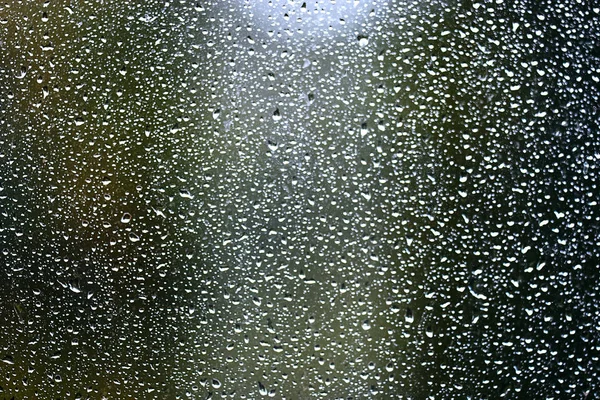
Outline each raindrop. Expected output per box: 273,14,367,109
258,381,267,396
272,108,282,121
121,212,132,224
425,326,434,338
361,319,371,331
357,35,369,47
179,189,194,199
405,308,414,324
360,122,368,137
1,355,14,365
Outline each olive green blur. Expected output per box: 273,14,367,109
1,0,599,399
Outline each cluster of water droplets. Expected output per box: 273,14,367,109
0,0,599,398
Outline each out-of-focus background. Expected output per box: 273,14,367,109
1,0,599,398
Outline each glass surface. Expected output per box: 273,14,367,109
1,0,599,398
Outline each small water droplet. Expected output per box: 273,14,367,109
386,362,394,372
121,213,132,224
405,308,414,323
258,381,267,396
357,35,369,47
361,319,371,331
267,140,278,152
360,122,368,137
2,355,14,365
15,66,27,79
69,283,81,293
425,326,434,338
179,189,194,199
272,108,282,121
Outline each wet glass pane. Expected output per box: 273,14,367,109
1,0,599,398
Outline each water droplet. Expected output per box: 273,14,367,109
425,326,434,338
361,319,371,331
258,381,267,396
267,140,278,152
2,355,14,364
357,35,369,47
69,283,81,293
179,189,194,199
121,213,132,224
360,122,368,137
15,66,27,79
405,308,414,324
272,108,281,121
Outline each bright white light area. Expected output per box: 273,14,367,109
236,0,385,36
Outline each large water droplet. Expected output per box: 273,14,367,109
362,319,371,331
121,212,132,224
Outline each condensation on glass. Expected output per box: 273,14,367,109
0,0,599,398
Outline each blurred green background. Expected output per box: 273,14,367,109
1,0,599,398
